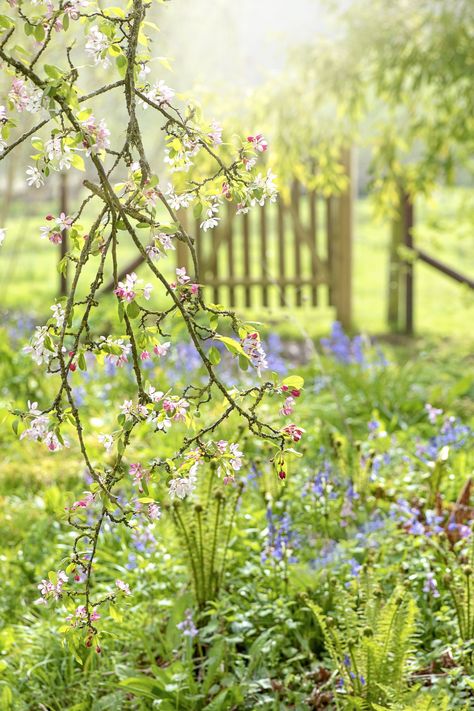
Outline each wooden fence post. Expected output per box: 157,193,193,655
402,191,414,335
334,147,353,330
388,188,414,334
59,171,68,296
387,207,402,331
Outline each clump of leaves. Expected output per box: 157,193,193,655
305,577,418,710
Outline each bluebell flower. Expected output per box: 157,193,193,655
177,609,198,638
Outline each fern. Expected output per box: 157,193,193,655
305,583,418,710
440,531,474,643
171,467,242,607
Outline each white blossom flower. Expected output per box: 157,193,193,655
156,232,175,251
164,184,193,211
23,325,52,365
138,62,151,82
145,244,162,261
115,579,131,595
147,385,164,402
200,200,220,231
148,502,161,520
169,470,197,500
0,228,6,246
139,80,174,109
100,336,131,367
98,433,114,451
45,137,62,160
208,119,223,145
143,283,153,300
119,399,134,419
85,25,110,67
50,303,65,328
64,0,88,20
26,166,45,188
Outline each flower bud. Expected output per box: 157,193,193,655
278,470,286,480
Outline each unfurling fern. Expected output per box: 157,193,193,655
171,463,243,608
304,580,418,710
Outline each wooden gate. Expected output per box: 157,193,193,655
177,149,353,328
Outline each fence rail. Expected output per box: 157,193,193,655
390,189,474,334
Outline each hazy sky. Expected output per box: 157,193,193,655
157,0,333,93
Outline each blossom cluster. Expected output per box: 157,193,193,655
241,332,268,375
114,272,153,303
170,267,199,301
36,570,68,605
20,401,68,452
40,213,73,244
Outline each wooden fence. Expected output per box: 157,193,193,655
65,149,354,329
389,189,474,334
176,148,353,328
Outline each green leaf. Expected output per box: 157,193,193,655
104,6,126,18
70,153,85,172
76,108,92,122
109,604,123,622
32,24,46,42
282,375,304,390
44,65,63,81
116,54,128,77
0,15,13,29
208,346,221,365
31,138,44,151
127,300,140,319
238,354,249,371
159,223,179,234
118,677,176,702
78,352,86,371
108,44,122,57
214,336,248,359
